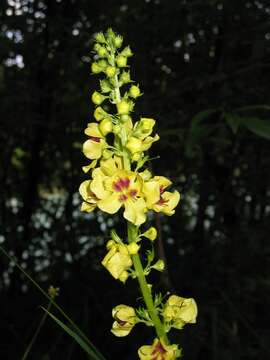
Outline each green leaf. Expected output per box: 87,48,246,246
42,308,105,360
225,113,242,134
242,117,270,140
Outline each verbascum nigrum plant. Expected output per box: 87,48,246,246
79,28,198,359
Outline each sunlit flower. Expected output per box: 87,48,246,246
111,304,137,337
143,176,180,215
138,338,181,360
162,295,198,329
101,240,132,282
82,123,107,160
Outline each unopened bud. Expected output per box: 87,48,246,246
113,125,121,134
106,66,117,77
152,259,165,272
143,227,157,241
127,242,140,255
129,85,141,98
91,62,101,74
114,35,123,48
91,91,106,105
102,149,113,159
94,106,108,121
97,46,107,57
95,32,106,43
116,55,127,67
117,100,130,115
120,71,131,84
132,152,141,162
121,46,133,57
99,118,112,136
126,137,142,154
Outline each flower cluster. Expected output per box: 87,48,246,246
79,29,197,359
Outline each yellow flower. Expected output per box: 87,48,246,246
143,176,180,216
142,227,157,241
101,240,132,282
162,295,198,329
90,163,147,226
82,123,107,160
79,180,98,212
138,338,181,360
111,304,137,337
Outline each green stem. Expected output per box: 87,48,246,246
127,222,169,344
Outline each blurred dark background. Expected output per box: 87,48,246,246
1,0,270,359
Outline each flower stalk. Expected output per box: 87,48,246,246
79,28,198,359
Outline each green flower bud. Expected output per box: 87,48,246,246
113,124,121,134
91,62,101,74
120,71,131,84
117,100,130,115
121,46,133,57
95,32,106,43
114,35,123,48
94,106,108,121
129,85,141,98
127,242,140,255
132,152,141,162
100,79,112,93
102,149,113,159
91,91,105,105
106,66,117,77
94,43,101,52
98,59,108,69
99,118,113,136
116,55,127,67
143,227,157,241
126,137,142,154
97,46,107,57
152,259,165,272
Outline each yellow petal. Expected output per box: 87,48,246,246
81,201,96,212
153,176,172,189
82,139,104,159
79,180,91,200
82,159,97,173
90,175,110,199
111,321,133,337
124,198,146,226
100,157,118,176
143,181,160,206
98,192,122,214
84,122,103,138
141,134,159,151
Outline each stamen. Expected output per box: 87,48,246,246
90,136,101,143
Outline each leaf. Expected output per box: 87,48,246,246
225,113,242,134
242,117,270,140
42,308,105,360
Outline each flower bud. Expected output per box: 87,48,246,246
152,259,165,272
94,43,101,52
132,152,141,162
114,35,123,48
91,91,106,105
106,66,117,77
95,32,106,43
120,71,131,84
106,239,116,250
143,227,157,241
116,55,127,67
99,118,113,136
94,106,108,121
127,242,140,255
113,124,121,134
129,85,141,98
91,62,101,74
102,149,113,159
121,46,133,57
117,100,130,115
98,59,108,70
140,169,152,181
97,46,107,57
118,271,129,283
126,137,142,154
